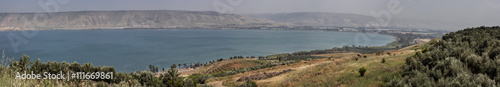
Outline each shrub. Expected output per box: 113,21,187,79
113,72,128,84
421,48,429,53
381,58,386,63
363,55,367,58
96,81,108,87
70,61,81,72
48,61,61,74
197,75,213,84
183,78,196,87
10,54,31,72
238,80,257,87
30,59,42,74
60,61,70,72
82,63,94,72
198,84,214,87
359,67,367,76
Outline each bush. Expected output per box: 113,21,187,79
238,80,257,87
70,62,81,72
96,81,108,87
183,78,196,87
197,75,213,84
30,59,42,74
82,63,94,72
113,72,128,84
381,58,386,63
198,84,214,87
359,67,367,77
363,55,367,58
10,54,31,72
160,68,184,87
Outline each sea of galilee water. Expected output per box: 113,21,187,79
0,29,394,72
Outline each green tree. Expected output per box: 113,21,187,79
83,63,94,72
161,68,183,87
10,54,31,72
70,61,81,72
30,59,42,74
171,64,177,69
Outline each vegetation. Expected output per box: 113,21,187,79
237,80,257,87
386,26,500,86
0,54,214,86
359,67,367,77
210,61,296,77
269,38,431,86
187,74,213,84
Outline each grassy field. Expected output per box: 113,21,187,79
195,42,431,87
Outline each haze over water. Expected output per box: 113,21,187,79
0,29,394,72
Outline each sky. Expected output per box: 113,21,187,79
0,0,499,26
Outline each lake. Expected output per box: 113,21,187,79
0,29,394,72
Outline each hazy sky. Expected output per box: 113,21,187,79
0,0,499,26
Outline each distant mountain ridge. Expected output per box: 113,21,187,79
0,10,463,30
244,12,464,30
0,10,274,30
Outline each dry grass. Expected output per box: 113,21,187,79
203,58,335,87
174,58,263,77
201,42,430,87
267,43,428,87
313,52,359,58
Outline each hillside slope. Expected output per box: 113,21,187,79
199,42,431,87
387,26,500,86
0,10,273,30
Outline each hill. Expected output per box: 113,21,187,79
387,26,500,86
197,40,430,87
0,10,465,31
244,12,463,30
0,10,274,30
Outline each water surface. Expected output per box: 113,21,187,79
0,29,394,72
